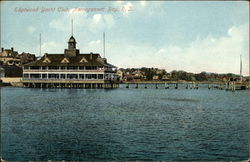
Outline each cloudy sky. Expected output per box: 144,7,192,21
1,1,249,75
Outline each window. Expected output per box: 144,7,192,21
42,66,47,70
86,74,97,79
91,74,97,79
85,66,97,70
60,74,66,79
79,74,85,79
30,74,41,78
67,66,78,70
86,74,92,79
30,66,40,70
48,74,59,79
61,58,70,63
23,74,29,78
42,74,47,79
48,66,59,70
43,58,51,63
79,66,85,70
24,66,29,70
61,66,66,70
67,74,78,79
98,74,104,79
80,57,87,63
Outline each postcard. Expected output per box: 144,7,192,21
0,1,249,161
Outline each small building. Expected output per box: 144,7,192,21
156,69,164,75
162,75,170,81
132,70,144,78
0,48,36,66
18,52,36,65
152,75,159,80
116,70,124,80
0,65,23,78
124,74,134,81
22,36,119,88
0,48,20,66
0,66,5,78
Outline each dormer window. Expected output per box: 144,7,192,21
61,58,70,63
80,57,87,63
43,57,51,63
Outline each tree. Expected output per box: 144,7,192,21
195,72,207,81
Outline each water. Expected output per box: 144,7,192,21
1,85,249,161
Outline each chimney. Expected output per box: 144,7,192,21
90,52,93,60
11,47,14,51
103,58,107,63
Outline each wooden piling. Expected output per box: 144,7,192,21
165,83,169,89
175,83,178,89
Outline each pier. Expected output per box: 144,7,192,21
21,79,119,89
1,78,249,91
121,81,250,91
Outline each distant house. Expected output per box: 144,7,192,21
162,75,170,81
132,70,143,80
0,48,36,66
116,70,124,80
124,74,134,81
0,66,5,78
0,48,20,66
152,75,159,80
156,69,164,75
18,52,36,65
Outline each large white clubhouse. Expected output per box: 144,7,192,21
22,35,119,88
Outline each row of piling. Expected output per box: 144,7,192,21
125,82,238,91
23,83,119,89
22,82,242,91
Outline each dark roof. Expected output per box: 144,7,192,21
24,53,117,68
68,36,76,43
105,62,117,68
1,65,23,77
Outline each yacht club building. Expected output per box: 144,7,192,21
22,36,119,88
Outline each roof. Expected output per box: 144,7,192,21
68,36,76,43
0,65,23,77
24,53,117,68
0,50,19,57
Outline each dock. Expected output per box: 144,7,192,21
122,81,250,91
0,77,249,91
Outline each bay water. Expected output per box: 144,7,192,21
1,85,249,161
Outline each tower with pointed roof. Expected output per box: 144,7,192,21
64,20,79,57
68,36,76,49
64,36,80,57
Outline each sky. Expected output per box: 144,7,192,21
1,1,249,75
